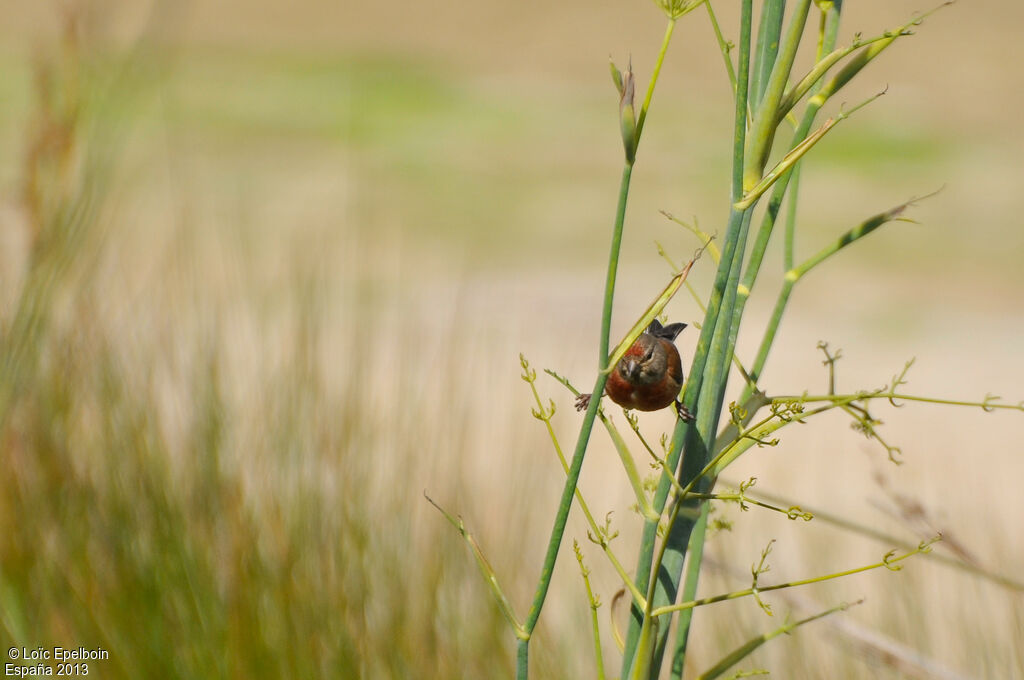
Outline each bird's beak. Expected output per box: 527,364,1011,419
622,359,639,380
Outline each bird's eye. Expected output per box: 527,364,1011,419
643,349,653,362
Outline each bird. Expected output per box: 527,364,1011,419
575,319,692,420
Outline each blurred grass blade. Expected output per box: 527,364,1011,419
425,494,527,638
696,601,860,680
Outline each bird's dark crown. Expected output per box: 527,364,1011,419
646,319,687,342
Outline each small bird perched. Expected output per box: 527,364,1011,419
575,319,692,420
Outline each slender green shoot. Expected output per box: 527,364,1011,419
696,600,863,680
652,537,940,617
573,541,607,680
522,358,647,605
425,494,526,638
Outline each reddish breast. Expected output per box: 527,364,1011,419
605,337,682,412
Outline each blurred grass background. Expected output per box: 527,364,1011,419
0,1,1021,678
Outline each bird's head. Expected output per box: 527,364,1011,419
618,333,665,385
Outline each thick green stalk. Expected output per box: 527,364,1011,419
737,6,944,399
661,206,754,677
621,3,756,676
735,2,843,404
619,204,749,676
516,639,528,678
744,0,812,188
752,0,786,106
669,503,710,677
666,0,797,668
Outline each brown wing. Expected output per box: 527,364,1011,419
662,338,683,391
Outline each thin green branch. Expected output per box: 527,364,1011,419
636,19,677,145
737,108,852,211
782,160,800,271
696,600,862,680
574,541,607,680
660,212,721,263
703,1,737,91
772,391,1024,413
523,361,649,606
776,29,906,124
606,413,660,521
425,494,526,638
605,249,704,375
731,4,844,362
748,195,922,384
652,537,940,617
815,2,953,105
688,477,814,521
724,480,1024,592
715,397,862,474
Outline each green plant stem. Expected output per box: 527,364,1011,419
669,503,710,677
734,113,843,210
657,204,754,678
651,539,937,617
729,2,754,202
599,163,634,362
776,31,893,123
527,20,680,671
521,165,633,676
516,639,528,678
727,480,1024,592
711,394,864,475
735,6,949,403
732,3,842,364
621,2,757,675
703,2,737,91
773,391,1024,413
752,0,785,106
744,0,812,189
604,414,659,520
748,199,911,385
527,365,648,606
695,601,857,680
426,494,526,636
636,19,677,144
520,144,648,673
573,542,607,680
783,161,800,271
